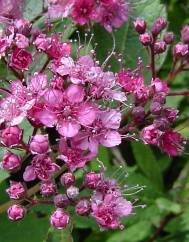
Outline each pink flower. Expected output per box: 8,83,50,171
50,209,69,229
71,0,95,25
76,199,91,216
1,126,23,147
140,125,162,145
23,154,60,181
7,204,25,221
72,110,121,153
159,129,186,156
151,78,169,94
29,134,49,154
92,0,128,32
46,0,74,19
10,48,32,70
0,152,21,172
15,34,29,49
6,181,26,200
0,0,23,20
59,139,95,171
91,192,132,229
40,181,57,196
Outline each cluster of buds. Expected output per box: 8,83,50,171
0,12,188,232
135,17,175,54
46,0,128,32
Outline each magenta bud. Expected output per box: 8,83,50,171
134,18,146,34
153,117,169,129
40,181,57,196
132,106,145,119
6,181,26,200
54,194,70,208
173,43,188,58
163,32,175,44
150,102,162,115
66,186,79,199
29,134,49,154
1,152,21,172
7,204,26,221
50,209,69,229
1,126,23,147
75,199,91,216
140,125,162,145
153,93,166,105
15,19,32,36
181,25,189,44
60,172,75,187
163,108,178,123
84,172,101,189
151,17,167,36
139,33,152,46
154,40,167,54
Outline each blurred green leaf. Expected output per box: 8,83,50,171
107,221,153,242
156,198,182,214
45,227,73,242
0,212,49,242
131,142,163,190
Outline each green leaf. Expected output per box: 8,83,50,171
94,0,167,73
0,212,50,242
107,221,153,242
45,227,73,242
131,142,163,190
23,0,43,21
156,198,182,214
19,120,34,143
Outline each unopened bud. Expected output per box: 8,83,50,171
50,209,69,229
134,18,146,34
66,186,79,199
54,194,70,208
0,152,21,172
139,33,152,46
151,17,167,36
29,134,49,154
181,25,189,44
173,43,188,58
7,204,26,221
163,32,175,44
84,172,101,189
154,40,167,54
60,172,75,187
75,199,91,216
1,126,23,147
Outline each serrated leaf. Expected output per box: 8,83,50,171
131,142,163,190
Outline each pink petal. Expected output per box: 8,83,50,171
100,131,121,147
77,104,96,126
65,84,84,103
36,110,57,127
23,165,36,182
57,120,80,137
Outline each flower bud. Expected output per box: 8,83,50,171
140,125,162,145
153,117,169,129
1,126,23,147
173,43,188,58
6,181,26,200
139,33,152,46
151,17,167,36
40,181,57,196
154,40,167,54
54,194,70,208
163,32,175,44
15,19,32,36
134,18,146,34
150,102,162,115
84,172,101,189
29,134,49,154
75,199,91,216
7,204,26,221
66,186,79,199
132,106,145,119
60,172,75,187
50,209,69,229
163,108,178,123
181,25,189,44
153,93,166,104
10,48,32,70
0,152,21,172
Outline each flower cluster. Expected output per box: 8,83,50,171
0,11,187,232
46,0,128,32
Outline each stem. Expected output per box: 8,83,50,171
150,37,156,79
167,91,189,96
